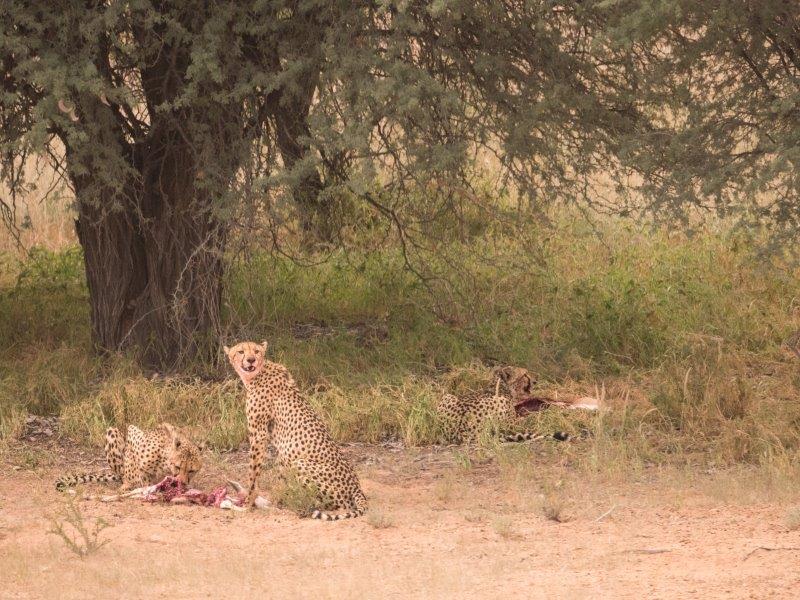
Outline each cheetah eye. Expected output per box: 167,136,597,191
237,350,244,355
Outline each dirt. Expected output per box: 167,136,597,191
2,438,800,599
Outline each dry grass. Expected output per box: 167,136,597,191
785,508,800,532
490,515,520,540
3,193,800,491
0,160,75,256
537,490,570,523
0,406,27,449
365,508,395,529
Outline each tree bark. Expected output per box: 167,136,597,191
72,123,226,372
270,69,332,243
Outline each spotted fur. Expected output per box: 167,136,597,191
55,423,203,491
437,366,570,444
225,341,367,521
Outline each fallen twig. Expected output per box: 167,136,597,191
617,548,672,555
593,504,617,522
744,546,800,560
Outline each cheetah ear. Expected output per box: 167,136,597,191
260,340,268,352
161,423,181,443
197,441,207,452
521,373,532,392
223,345,231,355
495,366,513,382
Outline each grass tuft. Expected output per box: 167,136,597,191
537,490,570,523
267,470,325,517
491,516,520,540
785,508,800,532
365,508,395,529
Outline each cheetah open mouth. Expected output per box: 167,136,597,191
242,365,256,373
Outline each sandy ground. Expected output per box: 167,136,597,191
2,436,800,600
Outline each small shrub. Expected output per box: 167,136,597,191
366,509,395,529
48,494,111,558
0,404,26,447
15,246,84,288
786,508,800,532
491,516,520,540
269,470,325,517
433,472,461,504
537,481,570,523
15,447,50,469
452,449,473,471
538,492,569,523
464,511,486,524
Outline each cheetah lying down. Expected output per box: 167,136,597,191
437,366,574,444
56,422,203,492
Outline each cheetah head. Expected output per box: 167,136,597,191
494,366,536,399
160,423,204,485
224,340,268,384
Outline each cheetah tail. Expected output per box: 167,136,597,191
55,472,120,491
500,431,571,443
311,492,368,521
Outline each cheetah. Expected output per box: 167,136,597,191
437,366,570,444
224,341,367,521
55,423,203,492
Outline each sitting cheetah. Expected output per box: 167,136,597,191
437,366,570,444
224,341,367,521
55,423,203,491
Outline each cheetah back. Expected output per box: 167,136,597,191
247,362,366,519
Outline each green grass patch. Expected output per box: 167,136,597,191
2,213,800,477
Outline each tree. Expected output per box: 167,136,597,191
0,1,656,370
603,1,800,239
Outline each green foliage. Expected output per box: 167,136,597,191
1,0,639,241
4,0,799,371
0,246,88,353
1,213,799,478
15,246,84,289
603,1,800,241
269,470,325,518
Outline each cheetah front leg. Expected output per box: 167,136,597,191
119,449,142,492
245,425,271,507
104,427,125,478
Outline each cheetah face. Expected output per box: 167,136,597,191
167,437,203,485
160,423,204,484
224,340,268,383
495,366,536,399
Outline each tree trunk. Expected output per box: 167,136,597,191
274,104,328,239
270,69,332,243
72,125,226,372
